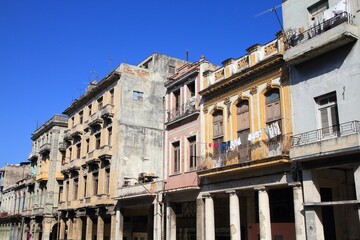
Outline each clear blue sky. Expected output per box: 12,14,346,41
0,0,282,165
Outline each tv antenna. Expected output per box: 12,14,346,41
255,4,284,33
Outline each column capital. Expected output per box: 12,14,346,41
202,193,212,199
289,182,302,188
254,186,267,192
226,190,237,195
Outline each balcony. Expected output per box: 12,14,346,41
86,149,100,165
58,142,66,152
35,171,49,182
32,206,44,216
100,104,114,119
88,112,103,127
39,143,51,154
198,135,291,176
28,151,39,161
61,159,81,172
166,97,199,124
70,124,83,137
291,121,360,161
63,130,72,141
98,145,112,160
284,12,358,65
117,180,164,199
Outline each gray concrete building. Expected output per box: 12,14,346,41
60,53,186,240
283,0,360,239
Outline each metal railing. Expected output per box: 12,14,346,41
291,120,360,147
166,98,199,123
286,12,354,48
197,134,291,172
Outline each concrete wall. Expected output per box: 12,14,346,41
283,0,360,134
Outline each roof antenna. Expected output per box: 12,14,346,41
255,4,284,33
186,50,189,61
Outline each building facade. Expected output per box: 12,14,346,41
196,34,302,240
283,0,360,239
60,53,186,240
25,114,68,240
163,58,218,240
0,163,31,240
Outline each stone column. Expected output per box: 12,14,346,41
166,201,176,240
196,198,205,240
227,190,241,240
302,169,324,240
75,217,83,240
153,196,162,240
86,216,93,240
204,193,215,240
354,163,360,223
257,187,271,240
97,215,104,240
290,183,306,240
59,218,66,240
114,207,123,240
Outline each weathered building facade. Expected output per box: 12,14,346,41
25,114,68,240
61,53,186,240
163,58,218,240
283,0,360,239
0,164,31,240
197,34,302,240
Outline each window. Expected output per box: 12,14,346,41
76,143,81,159
169,65,176,75
93,172,98,195
110,89,114,105
213,110,224,157
95,133,101,150
172,142,180,174
237,101,250,161
83,176,87,197
68,147,72,161
108,127,112,146
97,97,103,110
71,117,75,127
66,181,70,202
308,0,329,20
174,90,181,112
86,139,90,154
79,111,83,124
133,91,143,101
265,89,281,123
316,93,339,137
187,81,196,97
88,104,92,116
59,186,63,202
188,137,197,170
73,178,78,200
105,168,110,194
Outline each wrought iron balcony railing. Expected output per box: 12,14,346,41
286,12,354,48
166,97,199,123
198,134,291,172
291,120,360,147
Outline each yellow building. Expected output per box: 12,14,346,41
196,33,301,240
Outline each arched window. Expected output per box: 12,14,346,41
265,89,282,139
236,101,250,161
212,110,223,157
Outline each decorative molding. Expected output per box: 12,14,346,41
250,86,257,95
203,107,208,114
264,42,277,56
266,80,273,90
238,57,249,69
214,69,224,81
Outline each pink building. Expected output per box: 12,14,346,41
163,57,217,239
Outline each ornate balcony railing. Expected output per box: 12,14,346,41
291,120,360,147
198,134,291,173
166,97,199,123
286,12,354,48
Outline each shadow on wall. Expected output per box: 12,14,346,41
290,42,355,85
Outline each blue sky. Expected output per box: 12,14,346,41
0,0,282,165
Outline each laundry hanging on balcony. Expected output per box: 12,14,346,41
248,130,262,142
264,121,281,140
229,138,241,151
